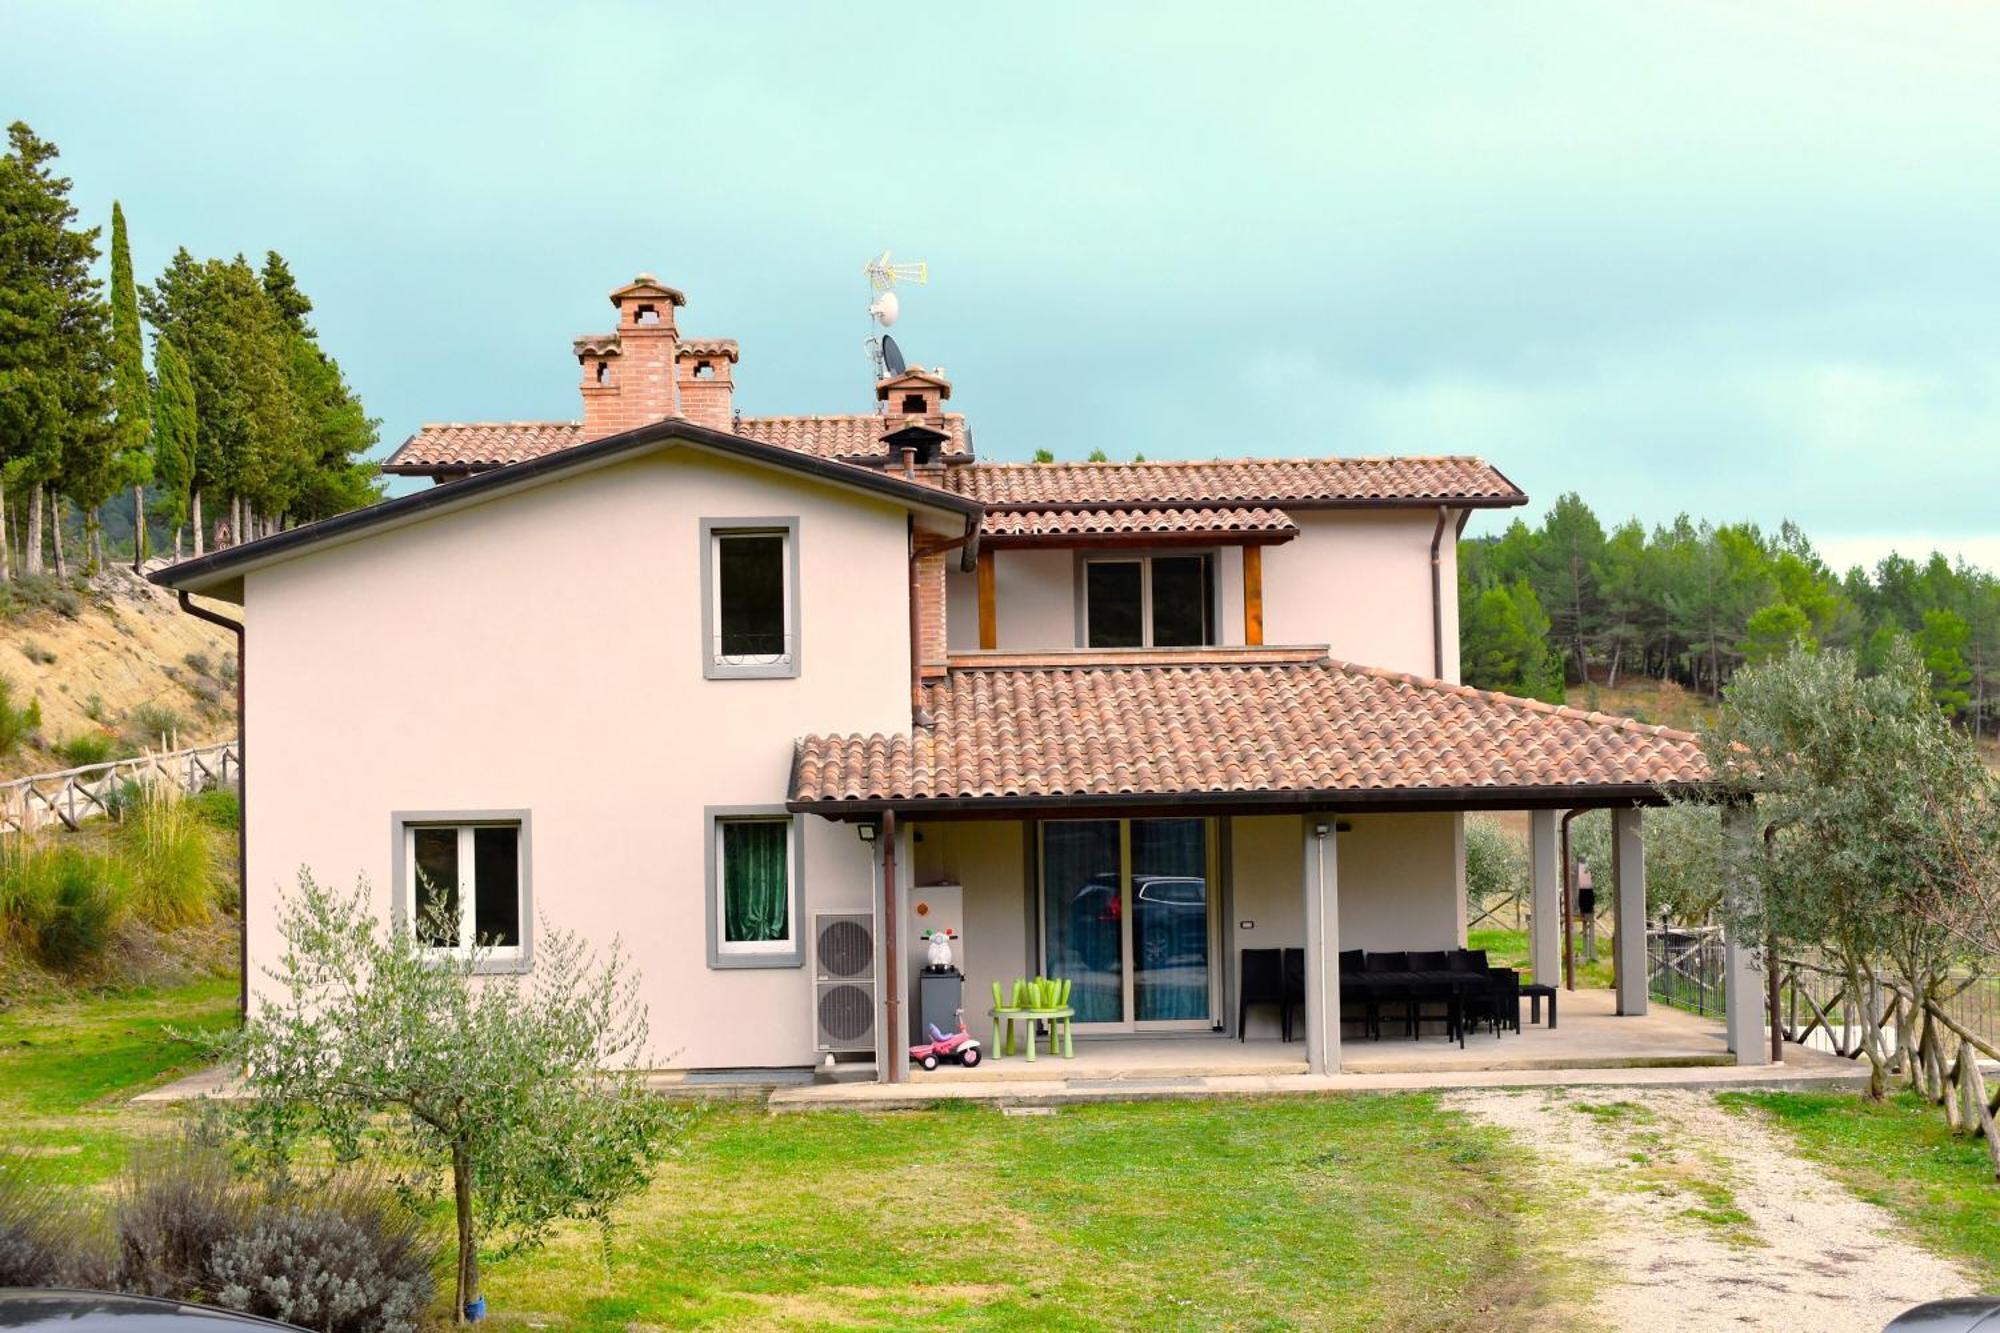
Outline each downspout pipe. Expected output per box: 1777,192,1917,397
880,810,900,1083
176,591,247,1018
1428,506,1450,680
1559,808,1584,992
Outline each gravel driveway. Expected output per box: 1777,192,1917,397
1447,1087,1973,1332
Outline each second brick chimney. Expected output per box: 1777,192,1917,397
675,339,739,431
578,275,685,439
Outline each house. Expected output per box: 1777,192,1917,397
153,272,1766,1083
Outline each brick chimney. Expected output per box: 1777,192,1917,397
875,367,951,420
674,339,739,431
577,275,685,440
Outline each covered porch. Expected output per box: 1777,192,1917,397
787,646,1757,1085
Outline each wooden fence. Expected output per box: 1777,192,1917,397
0,741,240,836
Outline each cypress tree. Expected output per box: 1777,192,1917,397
109,201,153,571
151,338,197,559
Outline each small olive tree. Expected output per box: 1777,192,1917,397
1463,815,1528,911
1702,639,1997,1097
218,872,682,1322
1568,801,1730,927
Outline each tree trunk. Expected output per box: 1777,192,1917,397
451,1144,479,1321
230,494,243,550
25,486,43,577
1607,640,1623,691
173,524,183,562
192,489,204,558
132,484,146,573
0,474,9,583
51,493,67,579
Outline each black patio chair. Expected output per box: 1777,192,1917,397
1281,948,1306,1044
1338,948,1376,1039
1462,966,1523,1038
1238,947,1287,1041
1363,950,1418,1038
1408,949,1458,1043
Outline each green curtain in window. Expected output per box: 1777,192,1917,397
723,821,789,943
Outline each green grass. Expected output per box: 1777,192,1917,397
0,976,237,1187
1468,927,1615,990
0,980,1582,1329
1725,1091,2000,1288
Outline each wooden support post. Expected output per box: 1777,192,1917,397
976,548,997,650
1243,545,1263,646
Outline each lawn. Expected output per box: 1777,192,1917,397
1726,1091,2000,1290
0,980,1583,1330
0,975,238,1188
1468,927,1615,990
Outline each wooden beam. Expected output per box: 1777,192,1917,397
1243,545,1263,646
976,547,997,650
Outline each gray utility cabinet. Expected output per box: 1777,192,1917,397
917,968,965,1039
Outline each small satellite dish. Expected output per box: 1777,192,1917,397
868,291,900,327
880,334,907,376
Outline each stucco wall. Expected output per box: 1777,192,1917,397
1333,812,1465,951
943,511,1458,682
1229,815,1307,1038
243,447,911,1068
910,820,1030,1037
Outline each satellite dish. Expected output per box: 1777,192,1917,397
868,291,900,327
880,334,907,376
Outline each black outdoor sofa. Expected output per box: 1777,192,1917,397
1238,947,1522,1048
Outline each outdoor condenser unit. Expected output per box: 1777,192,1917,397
813,911,876,1053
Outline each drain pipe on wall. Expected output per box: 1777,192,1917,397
176,591,247,1018
879,809,901,1083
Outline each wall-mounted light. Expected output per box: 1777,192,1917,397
857,823,878,843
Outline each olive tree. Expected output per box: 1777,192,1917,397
219,872,682,1322
1702,639,1997,1097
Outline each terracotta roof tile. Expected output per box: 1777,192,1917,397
790,657,1707,806
981,506,1298,542
383,414,973,472
941,457,1522,508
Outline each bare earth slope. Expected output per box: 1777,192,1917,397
1,565,237,779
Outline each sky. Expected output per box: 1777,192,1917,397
7,2,1998,574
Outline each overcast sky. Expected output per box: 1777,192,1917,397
8,2,1998,573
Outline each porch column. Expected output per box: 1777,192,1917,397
1302,816,1341,1074
1611,807,1647,1016
1528,809,1560,987
1721,805,1770,1065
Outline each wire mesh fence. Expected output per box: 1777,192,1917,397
1647,928,1727,1017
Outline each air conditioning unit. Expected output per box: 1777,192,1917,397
813,911,876,1053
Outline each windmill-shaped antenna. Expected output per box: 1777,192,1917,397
864,249,929,381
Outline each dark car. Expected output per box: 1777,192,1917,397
1886,1300,2000,1332
0,1289,305,1329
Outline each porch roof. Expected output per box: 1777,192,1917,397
788,652,1710,816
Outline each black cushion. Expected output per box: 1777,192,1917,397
1410,949,1450,972
1365,950,1409,973
1450,948,1489,972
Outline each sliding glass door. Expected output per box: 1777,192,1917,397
1038,818,1217,1030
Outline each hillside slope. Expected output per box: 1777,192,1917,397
0,566,237,780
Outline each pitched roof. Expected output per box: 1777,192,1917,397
939,457,1524,510
788,654,1707,810
156,417,982,601
381,414,974,474
981,506,1298,544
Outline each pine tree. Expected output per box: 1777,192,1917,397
150,338,197,559
0,123,111,580
109,201,152,571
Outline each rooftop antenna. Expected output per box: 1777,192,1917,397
864,249,928,381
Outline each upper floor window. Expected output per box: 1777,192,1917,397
702,518,800,679
400,816,528,967
1082,553,1214,648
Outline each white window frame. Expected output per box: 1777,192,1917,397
1078,550,1216,649
701,518,801,680
394,814,529,969
705,807,806,969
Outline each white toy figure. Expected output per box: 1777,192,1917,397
923,927,957,971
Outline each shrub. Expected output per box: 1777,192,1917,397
183,651,213,677
17,640,56,666
0,1165,108,1288
0,841,132,969
218,653,238,685
56,730,117,768
119,785,220,928
124,702,188,747
110,1142,440,1333
83,692,108,722
0,676,42,757
187,788,241,832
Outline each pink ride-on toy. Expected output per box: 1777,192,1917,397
910,1019,983,1071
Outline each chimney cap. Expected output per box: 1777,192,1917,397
572,334,622,358
881,419,950,450
676,337,740,364
608,275,687,307
874,366,953,402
